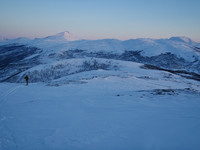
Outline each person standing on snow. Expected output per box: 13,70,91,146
24,75,29,85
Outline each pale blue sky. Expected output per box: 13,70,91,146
0,0,200,42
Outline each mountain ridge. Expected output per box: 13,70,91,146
1,31,199,44
1,31,199,61
0,31,200,83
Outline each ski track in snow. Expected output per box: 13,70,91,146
0,85,24,150
0,85,24,104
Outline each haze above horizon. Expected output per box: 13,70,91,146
0,0,200,42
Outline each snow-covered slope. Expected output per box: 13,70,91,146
28,36,200,62
122,38,200,61
0,32,200,150
0,62,200,150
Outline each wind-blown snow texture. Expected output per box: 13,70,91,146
0,32,200,150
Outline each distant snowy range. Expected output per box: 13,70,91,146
0,31,200,150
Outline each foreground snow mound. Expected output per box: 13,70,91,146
0,72,199,150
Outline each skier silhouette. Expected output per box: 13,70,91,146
24,75,29,85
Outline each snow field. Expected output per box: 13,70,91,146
0,71,200,150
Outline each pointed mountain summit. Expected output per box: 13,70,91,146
43,31,81,42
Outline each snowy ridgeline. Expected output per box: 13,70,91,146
1,32,200,60
0,32,200,83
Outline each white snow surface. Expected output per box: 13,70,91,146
0,61,200,150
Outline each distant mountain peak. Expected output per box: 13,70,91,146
44,31,80,42
56,31,70,38
169,36,194,44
